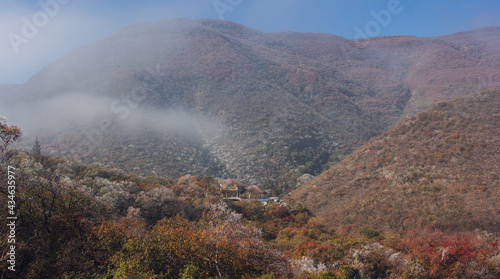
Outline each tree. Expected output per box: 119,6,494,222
0,117,22,152
32,137,41,155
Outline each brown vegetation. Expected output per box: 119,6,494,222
1,148,499,278
291,89,500,233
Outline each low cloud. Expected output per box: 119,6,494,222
0,91,219,148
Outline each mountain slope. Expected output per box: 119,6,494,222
291,89,500,232
2,19,500,188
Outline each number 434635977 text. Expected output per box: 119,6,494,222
7,165,17,272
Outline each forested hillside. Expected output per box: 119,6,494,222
1,20,499,189
0,146,498,278
292,89,500,233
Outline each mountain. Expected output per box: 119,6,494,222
291,89,500,233
1,19,500,188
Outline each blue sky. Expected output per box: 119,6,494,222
1,0,500,84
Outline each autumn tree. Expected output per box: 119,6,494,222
0,118,22,153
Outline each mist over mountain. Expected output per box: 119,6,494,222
1,18,499,189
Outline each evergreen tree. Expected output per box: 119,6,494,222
32,137,41,155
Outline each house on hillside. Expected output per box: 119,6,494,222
218,178,241,197
244,185,265,199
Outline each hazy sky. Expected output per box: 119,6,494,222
1,0,499,84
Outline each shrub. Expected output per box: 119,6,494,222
337,265,360,279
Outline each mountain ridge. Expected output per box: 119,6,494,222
1,19,499,188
